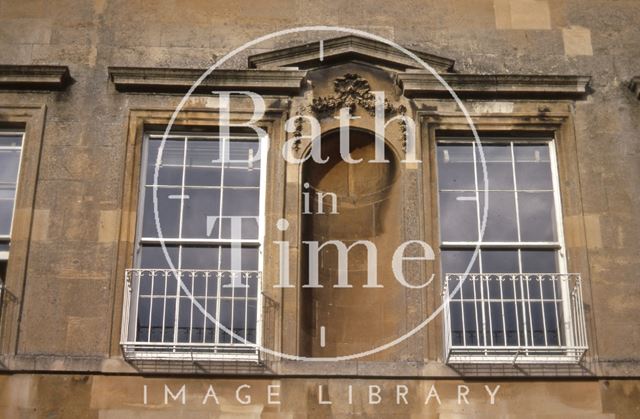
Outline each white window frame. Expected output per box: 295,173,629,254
437,136,582,363
124,131,267,360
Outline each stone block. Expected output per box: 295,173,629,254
563,26,593,56
494,0,552,30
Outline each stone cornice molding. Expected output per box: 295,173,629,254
107,67,593,101
399,72,591,99
108,67,307,94
0,65,72,91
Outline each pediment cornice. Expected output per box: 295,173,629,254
248,35,455,73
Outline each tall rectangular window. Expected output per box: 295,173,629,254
436,136,587,364
121,133,265,361
0,132,24,276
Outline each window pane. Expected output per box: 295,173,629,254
0,261,7,285
476,144,513,190
150,297,166,342
142,187,181,238
481,249,519,299
180,246,220,270
220,246,259,271
247,271,259,298
192,272,209,297
232,300,246,342
185,138,222,186
163,298,176,342
222,189,259,217
181,188,221,239
0,187,16,200
224,167,260,187
185,166,222,187
437,144,475,190
518,191,557,242
139,245,179,269
228,139,260,163
442,249,480,273
191,298,206,343
0,135,22,147
477,161,514,190
219,216,259,240
442,250,479,299
218,299,232,343
145,138,184,186
544,302,560,345
488,302,504,345
179,271,194,296
463,302,479,345
521,250,559,300
136,297,150,341
242,217,260,240
151,163,184,187
0,150,21,184
529,302,546,344
504,302,520,345
521,250,558,273
439,191,478,241
0,199,15,236
225,142,260,189
479,191,518,241
478,143,511,163
204,299,218,343
138,245,179,295
514,144,552,190
450,301,464,345
246,300,257,343
481,249,519,273
177,297,192,342
186,138,223,165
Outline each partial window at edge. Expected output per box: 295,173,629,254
0,131,24,267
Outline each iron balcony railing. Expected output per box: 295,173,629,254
442,273,588,364
121,269,264,363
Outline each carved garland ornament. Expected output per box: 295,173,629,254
293,73,409,151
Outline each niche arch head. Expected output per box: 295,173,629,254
301,127,400,204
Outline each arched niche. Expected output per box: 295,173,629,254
299,128,405,358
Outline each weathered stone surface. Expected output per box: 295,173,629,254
0,374,631,418
0,0,638,415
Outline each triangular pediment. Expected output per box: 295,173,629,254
248,35,455,73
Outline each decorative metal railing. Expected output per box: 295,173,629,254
442,273,588,364
121,269,264,362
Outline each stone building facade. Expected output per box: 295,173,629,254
0,0,639,417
